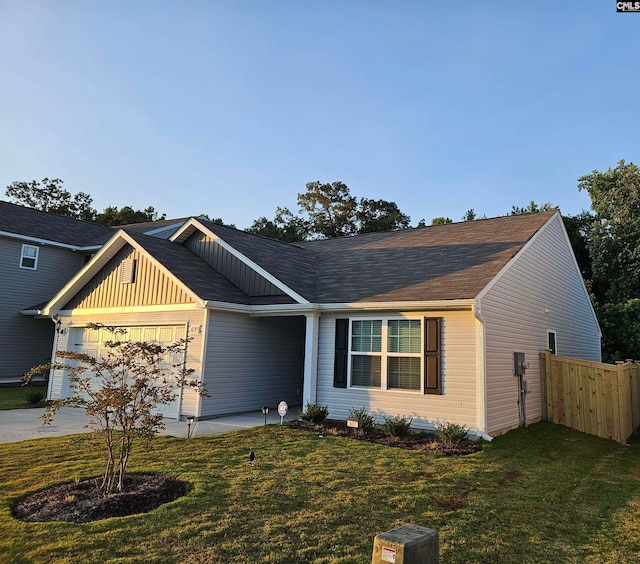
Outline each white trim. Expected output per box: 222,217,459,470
302,313,320,406
0,230,103,251
317,300,475,312
171,218,309,304
141,222,186,236
55,303,202,317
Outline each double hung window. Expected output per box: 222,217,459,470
20,244,39,270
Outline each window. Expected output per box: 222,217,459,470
333,317,442,394
548,331,557,355
20,244,39,270
388,320,421,390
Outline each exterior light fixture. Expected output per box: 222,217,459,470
261,406,269,425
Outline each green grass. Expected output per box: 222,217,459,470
0,385,45,410
1,422,639,563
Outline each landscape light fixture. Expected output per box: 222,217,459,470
186,416,195,439
261,406,269,425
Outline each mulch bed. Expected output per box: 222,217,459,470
12,475,187,524
287,419,483,456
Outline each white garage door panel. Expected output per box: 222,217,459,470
64,325,186,420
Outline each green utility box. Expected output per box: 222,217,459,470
371,524,439,564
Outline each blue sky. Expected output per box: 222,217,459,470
1,0,638,228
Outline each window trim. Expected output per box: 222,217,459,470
347,316,424,393
20,244,39,270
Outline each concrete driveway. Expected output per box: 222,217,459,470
0,406,300,444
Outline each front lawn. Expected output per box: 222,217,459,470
0,385,46,410
1,422,639,563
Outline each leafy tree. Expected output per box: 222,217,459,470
297,181,358,239
431,217,453,225
22,324,205,495
562,210,596,288
356,198,410,234
578,159,640,303
246,207,308,242
595,299,640,364
6,178,96,221
417,219,427,228
208,217,237,229
510,201,558,215
462,209,477,221
95,206,166,227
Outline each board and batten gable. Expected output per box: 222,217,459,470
47,309,207,417
315,310,479,433
184,232,284,297
64,244,195,309
200,310,305,417
0,236,87,379
479,213,601,436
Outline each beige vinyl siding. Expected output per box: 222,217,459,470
481,214,601,435
316,310,478,432
65,245,194,309
200,311,304,417
0,237,86,380
185,232,282,296
48,309,206,417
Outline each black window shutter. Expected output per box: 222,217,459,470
424,317,442,395
333,318,349,388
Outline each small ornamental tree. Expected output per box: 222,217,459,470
22,324,206,495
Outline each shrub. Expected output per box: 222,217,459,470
299,402,329,424
25,390,44,405
348,406,376,435
382,415,413,438
435,420,468,449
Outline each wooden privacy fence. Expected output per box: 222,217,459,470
540,351,640,444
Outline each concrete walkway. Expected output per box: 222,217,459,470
0,406,301,444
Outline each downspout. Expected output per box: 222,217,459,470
175,322,189,421
473,301,494,442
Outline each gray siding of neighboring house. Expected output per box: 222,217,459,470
480,213,602,436
0,237,86,381
200,311,305,417
185,232,283,297
315,310,479,433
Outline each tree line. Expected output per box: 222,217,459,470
5,160,640,362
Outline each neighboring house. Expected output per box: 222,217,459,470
41,210,601,438
0,201,114,383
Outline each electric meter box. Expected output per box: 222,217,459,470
513,352,527,376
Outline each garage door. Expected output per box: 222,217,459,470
64,324,187,420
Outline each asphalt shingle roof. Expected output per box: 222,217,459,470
297,211,556,302
0,200,114,247
128,231,294,305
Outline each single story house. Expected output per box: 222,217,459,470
41,210,601,438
